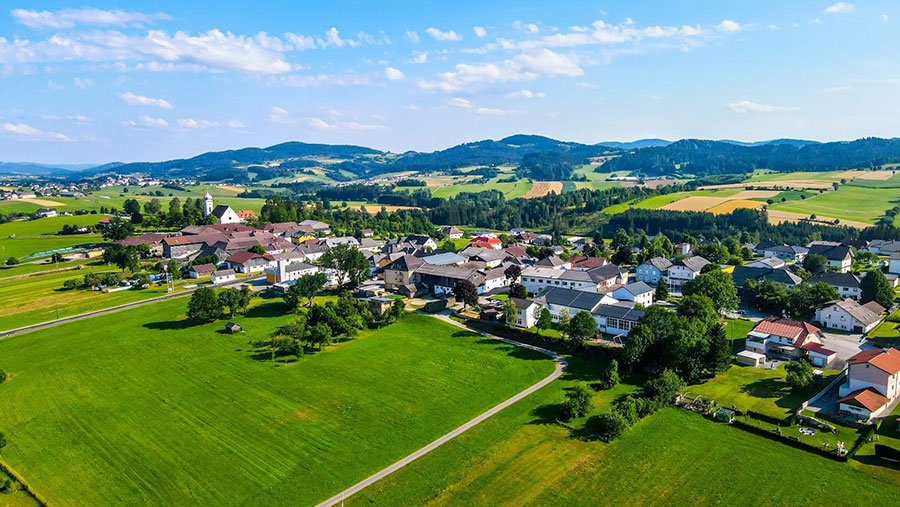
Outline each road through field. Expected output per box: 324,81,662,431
0,275,264,339
315,312,568,507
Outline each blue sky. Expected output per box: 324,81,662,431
1,1,898,164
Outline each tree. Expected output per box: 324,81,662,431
861,270,893,309
785,360,814,389
102,244,139,272
453,280,479,310
186,287,222,323
130,211,144,224
318,243,369,287
502,299,518,325
101,217,134,241
705,322,732,373
755,280,787,313
83,273,102,290
166,259,181,280
682,270,739,313
557,308,571,337
645,369,685,404
123,198,141,215
503,264,522,284
676,294,717,328
508,283,527,300
562,384,594,420
654,281,668,301
249,244,266,254
599,359,620,389
595,411,629,441
144,198,162,216
802,253,828,274
5,256,17,266
218,288,248,318
308,322,332,350
285,272,328,310
440,240,457,252
536,308,553,335
0,368,6,384
568,311,597,345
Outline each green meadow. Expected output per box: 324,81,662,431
0,301,552,505
770,185,900,224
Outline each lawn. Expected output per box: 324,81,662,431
349,405,898,505
430,178,532,199
0,301,553,505
687,364,841,419
0,215,107,260
868,318,899,347
770,186,900,224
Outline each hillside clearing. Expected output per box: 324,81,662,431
523,181,563,198
660,196,729,211
766,209,872,230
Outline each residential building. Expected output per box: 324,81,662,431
36,208,58,218
838,348,900,420
188,263,217,278
731,266,802,289
324,236,360,248
569,256,609,270
439,226,463,239
511,297,540,328
807,271,862,300
413,263,485,295
763,244,809,262
889,253,900,275
404,235,438,251
384,255,425,291
534,255,570,269
867,239,900,255
667,256,710,287
744,317,829,361
265,260,318,284
470,236,502,250
612,282,654,307
531,287,644,336
815,299,884,333
520,265,622,294
225,252,273,273
807,244,853,273
636,257,672,285
211,269,236,284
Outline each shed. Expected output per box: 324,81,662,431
225,322,243,333
714,408,735,423
424,298,452,313
736,349,766,367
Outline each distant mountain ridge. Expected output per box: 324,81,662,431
5,135,900,180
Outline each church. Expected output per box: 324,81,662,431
203,192,243,224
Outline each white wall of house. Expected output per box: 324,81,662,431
515,305,538,328
841,364,899,400
815,305,879,333
612,286,654,307
667,266,699,286
211,272,236,284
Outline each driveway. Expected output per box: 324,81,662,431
819,331,878,370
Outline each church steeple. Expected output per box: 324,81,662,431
203,192,214,217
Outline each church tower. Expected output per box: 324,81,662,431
203,192,214,217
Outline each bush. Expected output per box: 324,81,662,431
0,477,11,493
62,279,79,290
562,384,594,420
0,369,5,384
0,432,6,449
599,359,620,390
645,369,685,404
596,412,629,441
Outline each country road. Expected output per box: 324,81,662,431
315,312,567,507
0,274,264,340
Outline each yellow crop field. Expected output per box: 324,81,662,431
523,181,563,198
706,199,764,215
660,196,729,211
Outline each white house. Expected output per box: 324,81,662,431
265,260,318,284
612,282,654,307
838,348,900,421
203,193,242,224
815,298,884,333
36,207,58,218
807,244,853,273
530,287,644,336
520,265,626,294
211,269,236,284
511,297,540,329
188,263,217,279
667,256,710,287
806,272,861,300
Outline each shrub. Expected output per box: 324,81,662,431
0,369,6,384
0,432,6,449
596,412,629,441
599,359,620,390
0,477,11,492
562,384,594,420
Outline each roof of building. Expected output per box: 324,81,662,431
510,297,537,311
210,205,234,219
799,342,837,357
236,210,256,218
386,254,425,272
591,302,645,321
751,316,821,343
414,263,483,282
440,226,463,234
285,262,317,273
644,256,673,271
807,271,861,289
522,266,595,283
837,387,891,412
807,243,853,261
676,255,711,273
731,266,802,287
586,263,626,282
226,251,271,265
570,256,609,269
821,298,884,327
114,233,166,247
164,232,227,246
536,255,567,267
848,347,900,375
504,245,529,258
422,252,466,265
535,287,606,312
766,244,809,255
190,263,216,273
745,257,785,269
213,269,235,276
615,281,654,296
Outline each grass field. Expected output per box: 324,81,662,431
0,215,107,260
770,185,900,224
0,263,197,331
348,405,897,505
0,301,553,505
686,364,841,419
430,178,533,199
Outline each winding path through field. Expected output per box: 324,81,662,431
315,312,567,507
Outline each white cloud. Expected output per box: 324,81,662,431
284,32,316,50
119,92,173,109
507,89,546,99
307,117,337,130
67,114,91,122
1,122,72,141
11,7,170,30
426,27,462,41
405,30,420,43
473,26,487,38
320,27,345,47
649,94,663,100
411,51,428,64
514,49,583,77
727,100,795,113
225,120,245,128
882,14,889,23
73,77,92,88
267,106,294,123
384,66,405,80
824,2,855,14
417,48,581,92
176,118,235,129
138,115,168,127
307,116,385,131
716,20,742,33
514,21,540,34
0,29,293,74
448,97,509,115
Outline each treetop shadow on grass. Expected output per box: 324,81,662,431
529,402,565,426
142,318,195,331
244,302,290,319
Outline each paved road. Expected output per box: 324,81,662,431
315,312,567,507
0,275,264,340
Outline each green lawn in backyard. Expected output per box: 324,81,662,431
770,186,900,224
868,317,899,347
0,302,552,505
349,405,899,505
0,263,191,331
687,364,841,419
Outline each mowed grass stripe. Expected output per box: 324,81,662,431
0,299,552,505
